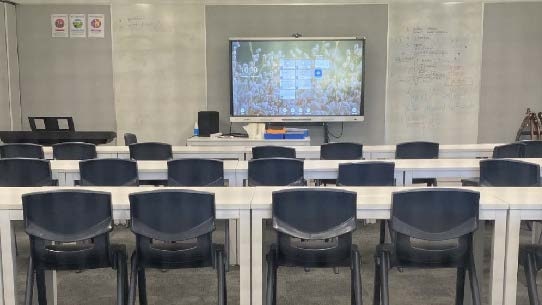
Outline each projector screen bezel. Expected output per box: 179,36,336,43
229,37,365,123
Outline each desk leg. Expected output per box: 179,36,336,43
251,211,265,305
504,210,521,305
239,210,251,305
0,214,16,305
489,211,507,305
403,171,413,186
229,220,238,265
52,172,66,187
64,173,78,187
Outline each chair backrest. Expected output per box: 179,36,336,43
79,158,139,186
523,140,542,158
52,142,97,160
130,190,215,242
167,159,224,186
492,143,526,158
390,189,479,265
129,190,216,266
124,133,138,145
479,159,541,187
320,142,363,160
0,143,44,159
272,189,357,264
0,158,53,186
129,142,172,160
23,190,113,243
337,162,395,186
248,158,304,186
395,141,439,159
252,146,296,159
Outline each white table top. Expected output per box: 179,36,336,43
0,186,253,210
49,159,240,173
249,186,509,210
487,187,542,209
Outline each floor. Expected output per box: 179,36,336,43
12,221,533,305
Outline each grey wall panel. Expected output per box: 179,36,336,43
17,5,116,132
205,4,388,145
479,2,542,143
0,4,11,132
5,3,21,130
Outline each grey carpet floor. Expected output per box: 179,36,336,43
13,221,532,305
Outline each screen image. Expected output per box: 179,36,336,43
230,38,365,121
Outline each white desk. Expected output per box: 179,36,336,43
249,186,508,305
49,160,241,187
0,186,253,305
496,188,542,305
187,136,311,147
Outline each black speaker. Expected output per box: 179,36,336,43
198,111,220,137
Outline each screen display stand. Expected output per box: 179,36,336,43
323,122,330,144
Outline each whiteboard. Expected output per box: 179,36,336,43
385,3,483,144
112,4,206,144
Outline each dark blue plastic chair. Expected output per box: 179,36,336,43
129,142,172,160
167,159,224,186
23,190,127,305
79,159,139,186
320,142,363,160
128,190,226,305
266,189,361,305
124,133,137,146
0,144,44,159
462,159,540,187
395,141,439,186
524,141,542,158
492,143,526,158
374,189,481,305
52,142,97,160
248,158,305,186
0,158,56,186
337,162,395,186
252,146,296,159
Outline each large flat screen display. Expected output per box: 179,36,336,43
229,37,365,122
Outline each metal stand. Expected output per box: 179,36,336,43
323,122,330,144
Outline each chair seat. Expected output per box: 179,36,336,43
275,244,357,268
461,178,480,186
519,244,542,270
377,240,468,268
139,243,222,269
36,243,125,271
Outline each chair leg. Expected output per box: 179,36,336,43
373,255,381,305
217,249,227,305
380,252,390,305
351,250,362,305
225,220,230,272
467,252,481,305
525,253,541,305
35,268,47,305
266,249,277,305
138,266,148,305
128,252,138,305
455,267,466,305
25,256,35,305
116,251,128,305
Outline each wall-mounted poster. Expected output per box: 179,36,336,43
51,14,68,38
69,14,86,38
88,14,105,38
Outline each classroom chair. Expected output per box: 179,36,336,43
373,189,481,305
0,158,56,186
248,158,305,186
524,140,542,158
52,142,97,160
395,141,439,186
128,190,227,305
0,143,44,159
319,142,364,186
337,162,395,187
462,159,540,187
79,158,139,186
124,133,138,146
252,145,296,159
266,189,362,305
320,142,364,160
167,158,224,186
129,142,173,160
23,190,128,305
462,143,529,185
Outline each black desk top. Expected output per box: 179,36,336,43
0,131,117,145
